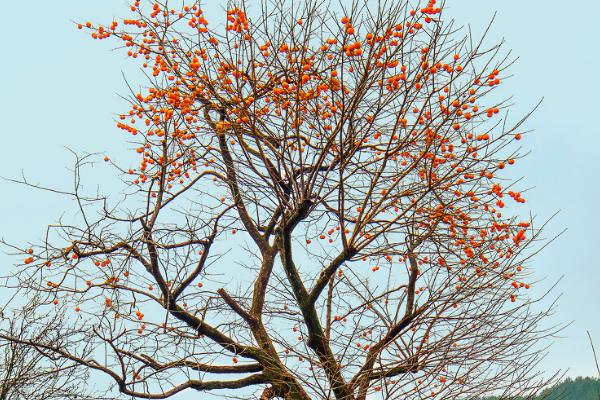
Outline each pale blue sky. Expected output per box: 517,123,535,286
0,0,599,397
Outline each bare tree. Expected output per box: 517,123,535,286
1,0,559,399
0,299,108,400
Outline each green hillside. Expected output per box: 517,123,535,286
536,377,600,400
480,377,600,400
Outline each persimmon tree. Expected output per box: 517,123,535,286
1,0,557,399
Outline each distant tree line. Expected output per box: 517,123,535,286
476,377,600,400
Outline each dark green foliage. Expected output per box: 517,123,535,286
537,377,600,400
477,377,600,400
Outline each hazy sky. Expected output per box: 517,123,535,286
1,0,599,396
